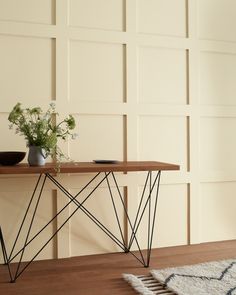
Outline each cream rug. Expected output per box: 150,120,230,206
123,259,236,295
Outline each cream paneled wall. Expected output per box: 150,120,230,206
1,0,236,263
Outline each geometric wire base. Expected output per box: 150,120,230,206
0,170,161,283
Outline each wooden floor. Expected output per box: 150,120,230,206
1,240,236,295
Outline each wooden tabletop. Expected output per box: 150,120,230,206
0,161,179,174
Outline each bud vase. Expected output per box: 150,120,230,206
28,146,46,166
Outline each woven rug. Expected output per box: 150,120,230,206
123,258,236,295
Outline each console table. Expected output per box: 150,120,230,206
0,161,179,282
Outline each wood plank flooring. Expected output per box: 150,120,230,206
1,240,236,295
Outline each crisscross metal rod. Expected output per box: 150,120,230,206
1,166,164,282
9,174,43,260
105,172,126,247
0,227,13,282
8,172,102,263
110,172,146,265
146,171,161,267
47,173,126,251
13,172,113,281
128,171,161,251
14,175,47,280
127,172,151,250
147,172,152,262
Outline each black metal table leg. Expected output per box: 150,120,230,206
0,227,13,282
109,171,162,267
0,169,162,282
0,174,47,282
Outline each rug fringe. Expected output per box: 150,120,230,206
123,274,176,295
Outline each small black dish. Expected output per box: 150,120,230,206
93,160,118,164
0,151,26,166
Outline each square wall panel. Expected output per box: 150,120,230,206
0,35,55,107
198,0,236,42
200,182,236,242
70,41,125,103
138,116,187,171
69,0,124,31
0,0,55,25
138,47,187,104
137,0,186,37
200,117,236,172
200,52,236,106
137,184,188,249
69,114,124,162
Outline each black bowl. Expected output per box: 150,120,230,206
0,151,26,166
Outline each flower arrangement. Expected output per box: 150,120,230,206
8,102,77,164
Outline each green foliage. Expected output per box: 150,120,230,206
8,102,78,162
